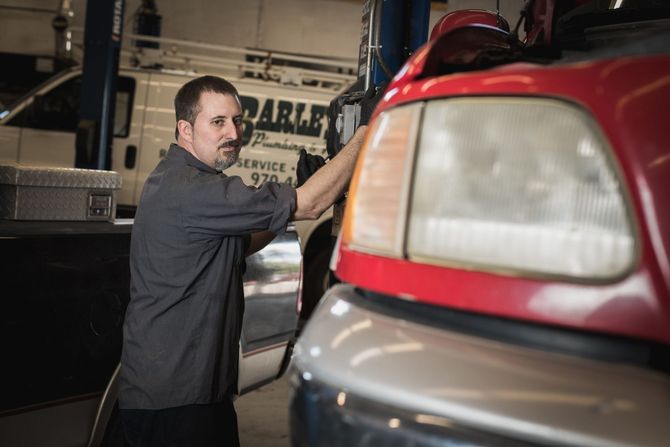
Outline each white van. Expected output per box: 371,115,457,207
0,36,355,316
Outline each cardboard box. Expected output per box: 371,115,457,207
0,165,121,221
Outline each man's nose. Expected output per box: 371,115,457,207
223,120,241,140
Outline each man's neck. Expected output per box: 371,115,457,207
177,138,199,161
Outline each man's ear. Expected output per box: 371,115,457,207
177,120,193,142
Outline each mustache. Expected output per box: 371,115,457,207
218,139,242,149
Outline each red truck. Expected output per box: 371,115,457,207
290,1,670,446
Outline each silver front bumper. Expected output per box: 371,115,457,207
289,284,670,447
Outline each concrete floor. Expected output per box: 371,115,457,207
236,374,292,447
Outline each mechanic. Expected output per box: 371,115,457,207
117,75,380,447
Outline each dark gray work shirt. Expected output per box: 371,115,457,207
119,144,296,410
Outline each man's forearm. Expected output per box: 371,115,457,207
292,125,367,221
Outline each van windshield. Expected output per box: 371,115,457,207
0,69,74,121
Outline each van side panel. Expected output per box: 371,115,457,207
18,127,75,167
0,125,20,164
133,73,182,204
112,70,150,205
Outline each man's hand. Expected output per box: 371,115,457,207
296,149,327,187
359,83,387,126
292,126,367,221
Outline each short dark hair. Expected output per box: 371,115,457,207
174,75,240,140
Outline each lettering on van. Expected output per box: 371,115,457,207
248,132,324,155
235,158,289,186
239,96,328,146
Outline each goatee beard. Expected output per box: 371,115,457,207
214,150,239,172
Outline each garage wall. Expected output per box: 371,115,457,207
0,0,363,59
0,1,63,56
157,0,262,50
256,1,362,58
0,0,524,60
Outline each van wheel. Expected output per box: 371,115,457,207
301,241,334,322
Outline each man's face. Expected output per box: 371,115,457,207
189,91,243,171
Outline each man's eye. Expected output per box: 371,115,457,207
233,117,243,126
213,119,224,126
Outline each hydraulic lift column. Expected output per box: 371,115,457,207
363,0,430,89
75,0,125,170
330,0,430,236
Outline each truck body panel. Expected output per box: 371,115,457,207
0,218,301,446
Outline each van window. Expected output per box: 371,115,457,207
7,75,135,138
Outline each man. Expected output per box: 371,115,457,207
118,75,380,446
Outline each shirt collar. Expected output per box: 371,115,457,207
167,143,219,174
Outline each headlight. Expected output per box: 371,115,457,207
407,97,635,280
344,103,422,257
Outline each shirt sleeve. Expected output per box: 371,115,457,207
181,172,296,237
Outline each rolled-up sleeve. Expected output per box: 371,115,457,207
182,173,296,237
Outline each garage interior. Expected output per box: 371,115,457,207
1,1,668,446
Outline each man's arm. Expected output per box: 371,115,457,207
248,124,367,252
246,231,276,256
292,125,367,221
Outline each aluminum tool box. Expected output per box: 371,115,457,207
0,165,121,221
